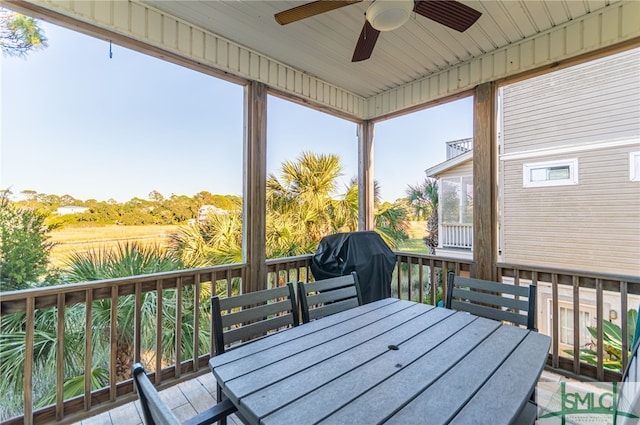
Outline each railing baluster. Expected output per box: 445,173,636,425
396,255,402,299
550,272,559,369
110,285,118,400
175,277,183,379
596,278,604,381
155,279,163,385
407,256,413,301
621,280,629,372
430,259,436,306
572,275,580,376
56,293,65,420
418,257,424,303
134,282,142,364
193,273,201,372
84,289,93,411
24,297,34,425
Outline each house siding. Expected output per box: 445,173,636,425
500,49,640,276
501,48,640,154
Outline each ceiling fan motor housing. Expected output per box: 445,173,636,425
366,0,414,32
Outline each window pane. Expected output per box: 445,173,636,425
547,166,570,180
442,178,461,223
461,176,473,224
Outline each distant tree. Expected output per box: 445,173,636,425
406,178,439,254
148,190,164,202
0,198,54,291
0,8,47,57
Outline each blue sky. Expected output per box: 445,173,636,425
1,20,472,203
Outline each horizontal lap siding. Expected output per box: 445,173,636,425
501,48,640,276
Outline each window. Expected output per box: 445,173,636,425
441,176,473,224
631,152,640,182
523,159,578,187
558,305,593,347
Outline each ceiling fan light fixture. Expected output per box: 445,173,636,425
366,0,414,32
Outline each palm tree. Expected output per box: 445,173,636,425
169,211,243,268
406,178,439,254
267,151,343,242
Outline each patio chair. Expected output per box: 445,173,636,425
445,272,537,330
297,271,363,324
211,283,298,424
132,363,237,425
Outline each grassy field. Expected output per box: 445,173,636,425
47,221,428,267
397,221,428,253
48,225,181,267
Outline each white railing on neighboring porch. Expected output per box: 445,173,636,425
441,223,473,249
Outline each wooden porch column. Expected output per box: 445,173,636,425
473,83,498,280
243,82,267,293
358,120,375,230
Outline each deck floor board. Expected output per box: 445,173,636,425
73,369,573,425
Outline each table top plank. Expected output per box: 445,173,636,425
208,299,552,425
226,303,448,400
237,307,459,423
448,331,551,425
260,313,499,425
214,300,421,384
209,298,402,369
382,325,532,425
321,324,529,425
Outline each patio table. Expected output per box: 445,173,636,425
209,297,551,425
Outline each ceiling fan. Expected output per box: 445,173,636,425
274,0,482,62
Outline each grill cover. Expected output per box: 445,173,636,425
311,231,397,304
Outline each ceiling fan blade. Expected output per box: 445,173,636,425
275,0,363,25
413,0,482,32
352,21,381,62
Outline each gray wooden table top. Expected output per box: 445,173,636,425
209,298,551,425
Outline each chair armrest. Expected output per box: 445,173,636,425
181,398,238,425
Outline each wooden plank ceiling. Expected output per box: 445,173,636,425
140,0,615,98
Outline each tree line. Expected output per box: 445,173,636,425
3,189,242,227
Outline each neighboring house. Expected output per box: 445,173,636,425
197,205,227,223
57,206,89,215
426,48,640,342
425,138,474,260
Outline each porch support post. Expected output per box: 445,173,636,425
473,82,498,280
243,81,267,293
358,120,375,230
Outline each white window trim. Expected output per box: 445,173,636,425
630,151,640,182
523,158,579,188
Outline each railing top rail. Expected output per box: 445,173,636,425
265,254,313,265
497,262,640,284
0,263,247,302
393,251,474,265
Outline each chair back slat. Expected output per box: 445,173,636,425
446,272,537,330
211,282,298,355
132,363,182,425
132,363,237,425
298,272,363,324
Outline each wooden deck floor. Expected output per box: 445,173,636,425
73,372,243,425
73,369,576,425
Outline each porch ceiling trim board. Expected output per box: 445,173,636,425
10,1,640,121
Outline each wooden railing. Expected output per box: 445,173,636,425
0,256,312,425
441,223,473,249
496,263,640,382
1,253,637,424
